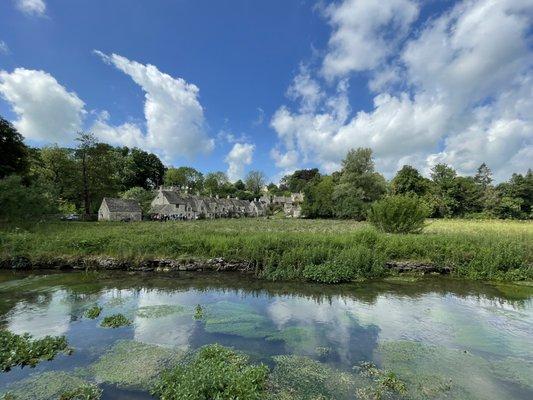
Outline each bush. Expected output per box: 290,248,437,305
368,195,429,234
152,344,268,399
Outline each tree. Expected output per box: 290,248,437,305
280,168,320,193
391,165,429,196
37,146,79,206
474,163,492,189
76,132,96,215
332,148,387,219
234,179,246,191
204,172,229,196
245,170,266,195
164,167,204,192
0,117,28,178
0,175,58,220
429,163,458,217
302,175,335,218
122,148,165,190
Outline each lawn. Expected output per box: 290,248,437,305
0,218,531,281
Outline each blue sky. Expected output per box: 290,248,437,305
0,0,531,182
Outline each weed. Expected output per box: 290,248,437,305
100,314,131,328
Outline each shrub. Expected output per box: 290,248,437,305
368,195,429,234
302,262,353,284
100,314,131,328
152,344,268,399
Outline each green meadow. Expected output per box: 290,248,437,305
0,218,531,282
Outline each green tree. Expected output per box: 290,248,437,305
203,171,229,196
0,117,28,178
245,170,267,195
332,148,387,219
474,163,492,189
391,165,429,196
122,148,165,190
302,175,335,218
280,168,320,193
0,175,58,220
164,166,204,192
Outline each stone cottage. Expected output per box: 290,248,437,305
98,198,142,221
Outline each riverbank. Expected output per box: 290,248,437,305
0,219,531,282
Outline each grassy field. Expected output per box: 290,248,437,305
0,219,531,282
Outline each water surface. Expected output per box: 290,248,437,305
0,271,532,399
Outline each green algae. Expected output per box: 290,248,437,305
0,330,72,372
136,304,187,319
0,371,100,400
492,357,533,389
193,304,204,320
268,355,364,400
203,301,275,338
100,314,131,328
152,344,268,400
90,340,182,389
376,340,528,400
84,305,102,319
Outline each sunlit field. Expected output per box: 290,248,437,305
1,219,531,281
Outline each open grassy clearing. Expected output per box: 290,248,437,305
0,219,531,281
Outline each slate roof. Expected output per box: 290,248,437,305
103,198,142,213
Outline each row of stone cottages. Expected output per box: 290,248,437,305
98,188,303,221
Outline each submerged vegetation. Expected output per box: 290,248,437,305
152,344,269,399
1,218,531,282
84,305,102,319
0,330,71,372
99,314,131,328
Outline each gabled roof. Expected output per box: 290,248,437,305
161,190,189,205
103,198,141,213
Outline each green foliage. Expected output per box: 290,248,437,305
84,305,102,319
391,165,429,196
59,384,102,400
100,314,131,328
355,361,407,400
280,168,320,193
193,304,204,320
0,117,28,179
245,170,267,195
303,262,353,284
0,175,59,221
333,148,387,220
164,166,204,192
152,344,269,400
136,305,187,319
302,175,335,218
368,195,429,234
0,330,71,371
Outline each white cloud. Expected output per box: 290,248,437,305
94,50,214,161
0,41,9,54
271,0,533,181
15,0,46,16
321,0,419,79
225,142,255,181
0,68,86,145
253,107,265,126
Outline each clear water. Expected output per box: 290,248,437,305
0,271,532,399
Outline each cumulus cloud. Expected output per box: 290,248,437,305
15,0,46,16
271,0,533,181
225,142,255,181
0,68,86,145
94,50,214,161
321,0,419,79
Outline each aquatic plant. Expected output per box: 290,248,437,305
152,344,268,399
90,340,181,389
136,305,187,319
269,354,362,399
0,371,100,400
266,326,318,354
0,330,71,372
84,305,102,319
193,304,204,320
355,361,407,400
100,314,131,328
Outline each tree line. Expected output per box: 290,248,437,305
0,116,531,220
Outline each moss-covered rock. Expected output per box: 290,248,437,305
90,340,182,389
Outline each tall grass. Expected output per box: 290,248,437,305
0,219,531,281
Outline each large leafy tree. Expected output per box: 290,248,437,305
245,170,267,195
164,166,204,192
203,171,229,196
332,148,386,219
391,165,429,196
0,117,28,178
0,175,58,220
280,168,320,193
302,175,335,218
122,148,165,190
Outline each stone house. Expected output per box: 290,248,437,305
98,198,142,221
150,190,198,219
